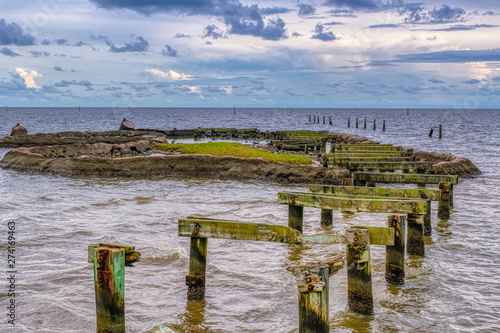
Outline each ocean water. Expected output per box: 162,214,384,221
0,107,498,332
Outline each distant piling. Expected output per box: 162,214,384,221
364,119,366,130
439,124,442,139
348,118,350,128
383,120,386,132
373,119,376,131
309,115,311,122
356,118,358,128
429,128,434,138
329,116,332,126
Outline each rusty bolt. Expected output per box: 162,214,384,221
308,285,314,291
353,237,358,242
353,231,358,236
306,277,312,283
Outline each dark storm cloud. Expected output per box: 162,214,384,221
30,51,51,57
462,79,481,84
55,79,93,87
311,23,337,41
401,4,468,24
161,44,177,57
89,0,288,40
93,35,150,52
369,48,500,65
0,18,36,46
0,47,20,57
203,25,226,39
298,4,315,17
428,78,445,84
429,24,497,31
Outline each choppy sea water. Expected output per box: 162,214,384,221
0,108,499,332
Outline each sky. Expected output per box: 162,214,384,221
1,0,499,108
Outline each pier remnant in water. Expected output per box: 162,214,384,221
346,228,373,314
386,215,406,285
88,243,141,332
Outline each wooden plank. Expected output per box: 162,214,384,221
328,156,414,164
353,172,458,185
337,145,402,151
329,151,413,158
278,192,428,214
308,185,441,201
180,218,346,244
346,161,433,172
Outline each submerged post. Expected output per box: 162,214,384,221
386,215,406,285
187,235,208,300
320,209,333,226
93,247,126,333
288,262,332,333
289,204,304,233
438,183,451,219
407,213,425,256
346,228,373,314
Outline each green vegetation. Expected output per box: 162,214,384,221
155,142,312,165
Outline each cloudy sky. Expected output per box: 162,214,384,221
1,0,499,108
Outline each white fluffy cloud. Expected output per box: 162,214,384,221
145,69,193,81
16,68,42,90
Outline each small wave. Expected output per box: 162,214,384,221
91,198,123,207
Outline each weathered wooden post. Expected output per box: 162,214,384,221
423,200,432,236
439,124,442,139
314,115,316,123
356,118,358,128
373,119,376,131
329,116,332,125
317,115,320,123
383,120,385,132
88,243,141,333
309,115,311,122
449,184,454,207
320,209,333,226
429,128,433,138
346,228,372,314
323,115,325,124
289,263,330,333
288,259,343,333
386,215,406,285
343,178,354,186
93,247,125,333
438,183,450,219
364,118,366,130
186,232,208,300
406,212,425,256
305,144,308,154
348,117,350,127
289,201,304,233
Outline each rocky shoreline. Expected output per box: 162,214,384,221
0,129,481,182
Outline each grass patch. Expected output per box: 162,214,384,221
155,142,312,165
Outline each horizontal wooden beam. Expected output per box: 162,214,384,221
336,145,402,151
346,162,433,171
353,172,458,185
328,156,414,164
278,191,428,214
308,185,441,201
181,218,394,246
328,151,413,158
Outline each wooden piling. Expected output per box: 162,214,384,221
386,215,405,285
323,116,325,124
373,119,376,131
356,118,358,128
383,120,385,132
288,262,337,333
320,209,333,226
424,200,432,236
346,228,373,314
289,204,304,233
429,128,433,138
449,184,454,207
439,124,442,139
187,236,208,300
93,247,126,333
406,213,425,256
309,115,311,122
364,119,366,130
348,117,350,128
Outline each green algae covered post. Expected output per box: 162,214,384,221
407,213,425,256
288,263,331,333
187,236,208,301
320,209,333,226
289,204,304,233
386,215,406,285
346,228,373,314
438,183,451,219
93,247,126,333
